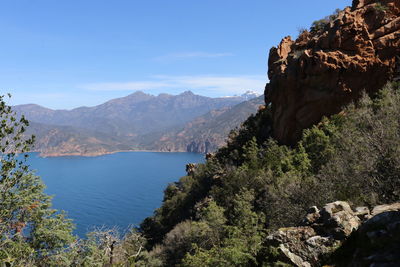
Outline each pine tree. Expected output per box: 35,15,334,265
0,94,75,266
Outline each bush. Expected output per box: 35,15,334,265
140,81,400,265
0,95,75,266
310,8,341,33
374,2,388,12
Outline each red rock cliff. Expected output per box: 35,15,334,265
265,0,400,145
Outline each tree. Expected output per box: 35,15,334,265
0,94,75,266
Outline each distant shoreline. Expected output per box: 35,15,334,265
30,149,205,158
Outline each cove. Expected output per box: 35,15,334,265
26,152,204,237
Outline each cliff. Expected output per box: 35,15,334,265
265,0,400,144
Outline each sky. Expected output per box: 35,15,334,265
0,0,351,109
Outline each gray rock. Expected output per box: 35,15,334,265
335,210,400,266
319,201,361,239
302,206,320,225
371,203,400,216
265,201,400,266
354,206,370,220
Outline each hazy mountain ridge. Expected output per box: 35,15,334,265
136,95,265,153
27,122,133,157
16,91,262,156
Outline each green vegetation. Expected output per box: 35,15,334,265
0,94,75,266
0,95,145,266
310,8,341,33
374,2,389,12
1,81,399,266
140,82,400,266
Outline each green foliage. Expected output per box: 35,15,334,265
300,117,339,173
3,81,399,266
310,19,329,33
316,83,400,205
182,241,256,267
374,2,388,12
142,82,400,266
182,191,264,267
0,94,75,266
141,159,218,247
310,8,341,33
0,95,148,266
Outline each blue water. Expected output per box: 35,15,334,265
26,152,204,237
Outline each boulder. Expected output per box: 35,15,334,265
354,206,370,220
319,201,361,239
332,210,400,266
266,201,400,266
371,202,400,216
266,226,338,266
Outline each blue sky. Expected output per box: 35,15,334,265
0,0,351,109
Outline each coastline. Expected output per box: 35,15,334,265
32,149,204,158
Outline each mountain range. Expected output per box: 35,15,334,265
15,91,263,156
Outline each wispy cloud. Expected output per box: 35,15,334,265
153,52,233,61
80,75,266,96
80,81,171,91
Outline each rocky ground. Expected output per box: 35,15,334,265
266,201,400,266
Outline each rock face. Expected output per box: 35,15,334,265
266,201,400,266
340,210,400,266
265,0,400,144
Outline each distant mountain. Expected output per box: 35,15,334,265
240,90,261,100
16,91,262,156
15,91,247,137
135,96,265,153
26,122,132,157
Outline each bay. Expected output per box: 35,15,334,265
26,152,204,237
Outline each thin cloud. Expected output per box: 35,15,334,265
81,75,266,96
154,52,233,61
80,81,171,91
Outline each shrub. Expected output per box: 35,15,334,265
140,82,400,265
374,2,388,12
310,8,341,33
0,95,75,266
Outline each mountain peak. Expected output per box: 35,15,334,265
241,90,261,100
127,91,150,97
180,90,195,96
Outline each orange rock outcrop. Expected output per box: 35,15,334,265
265,0,400,144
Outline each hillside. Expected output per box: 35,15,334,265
16,92,261,156
136,96,265,153
3,0,400,266
15,91,247,137
26,122,132,157
136,1,400,266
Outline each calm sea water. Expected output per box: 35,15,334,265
26,152,204,237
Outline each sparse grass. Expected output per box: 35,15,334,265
310,8,341,33
297,27,308,37
374,2,388,12
292,49,305,59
